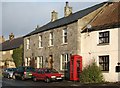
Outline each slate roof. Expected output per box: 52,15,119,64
0,37,23,51
82,2,120,32
24,2,106,37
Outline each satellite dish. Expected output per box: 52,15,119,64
86,24,92,36
87,24,92,29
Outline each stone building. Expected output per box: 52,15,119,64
0,36,5,68
0,33,23,68
24,1,120,82
24,2,107,76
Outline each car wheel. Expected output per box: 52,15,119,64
21,76,25,81
45,78,50,83
33,77,37,82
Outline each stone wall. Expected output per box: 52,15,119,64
1,50,16,68
24,22,78,72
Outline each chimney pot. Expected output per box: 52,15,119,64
35,25,39,30
64,2,72,17
9,33,14,40
66,2,68,6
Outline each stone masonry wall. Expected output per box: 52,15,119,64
24,22,78,72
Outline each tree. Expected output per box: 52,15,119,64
12,45,23,67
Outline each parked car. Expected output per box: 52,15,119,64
32,68,64,83
2,68,17,79
13,66,35,80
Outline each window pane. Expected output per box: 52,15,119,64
61,54,69,70
39,35,42,47
49,32,53,46
27,38,30,49
63,29,67,43
99,33,103,37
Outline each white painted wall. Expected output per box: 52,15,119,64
118,28,120,81
81,28,119,82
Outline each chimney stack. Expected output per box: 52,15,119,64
64,2,72,17
0,36,5,43
2,36,5,42
9,33,14,40
51,10,58,22
35,25,39,30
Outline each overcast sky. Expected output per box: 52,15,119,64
1,0,107,40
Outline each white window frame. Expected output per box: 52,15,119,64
49,32,53,46
63,28,67,44
26,38,30,49
25,58,31,66
25,58,27,66
60,54,69,70
39,35,43,48
37,56,43,68
28,58,31,66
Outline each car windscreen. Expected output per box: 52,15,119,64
45,69,58,73
7,68,13,71
12,68,17,71
7,68,17,71
26,67,35,72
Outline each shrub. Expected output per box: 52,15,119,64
12,45,23,67
80,62,104,83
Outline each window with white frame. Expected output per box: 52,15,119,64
26,38,30,49
99,31,109,44
28,58,31,66
25,58,31,66
39,35,43,48
25,58,27,66
63,28,67,43
60,54,69,70
49,32,53,46
37,56,43,68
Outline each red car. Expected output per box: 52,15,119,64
32,68,64,83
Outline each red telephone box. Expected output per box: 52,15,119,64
70,55,82,81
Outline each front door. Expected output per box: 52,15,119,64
48,55,53,69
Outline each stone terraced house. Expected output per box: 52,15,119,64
0,33,23,68
24,2,120,82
